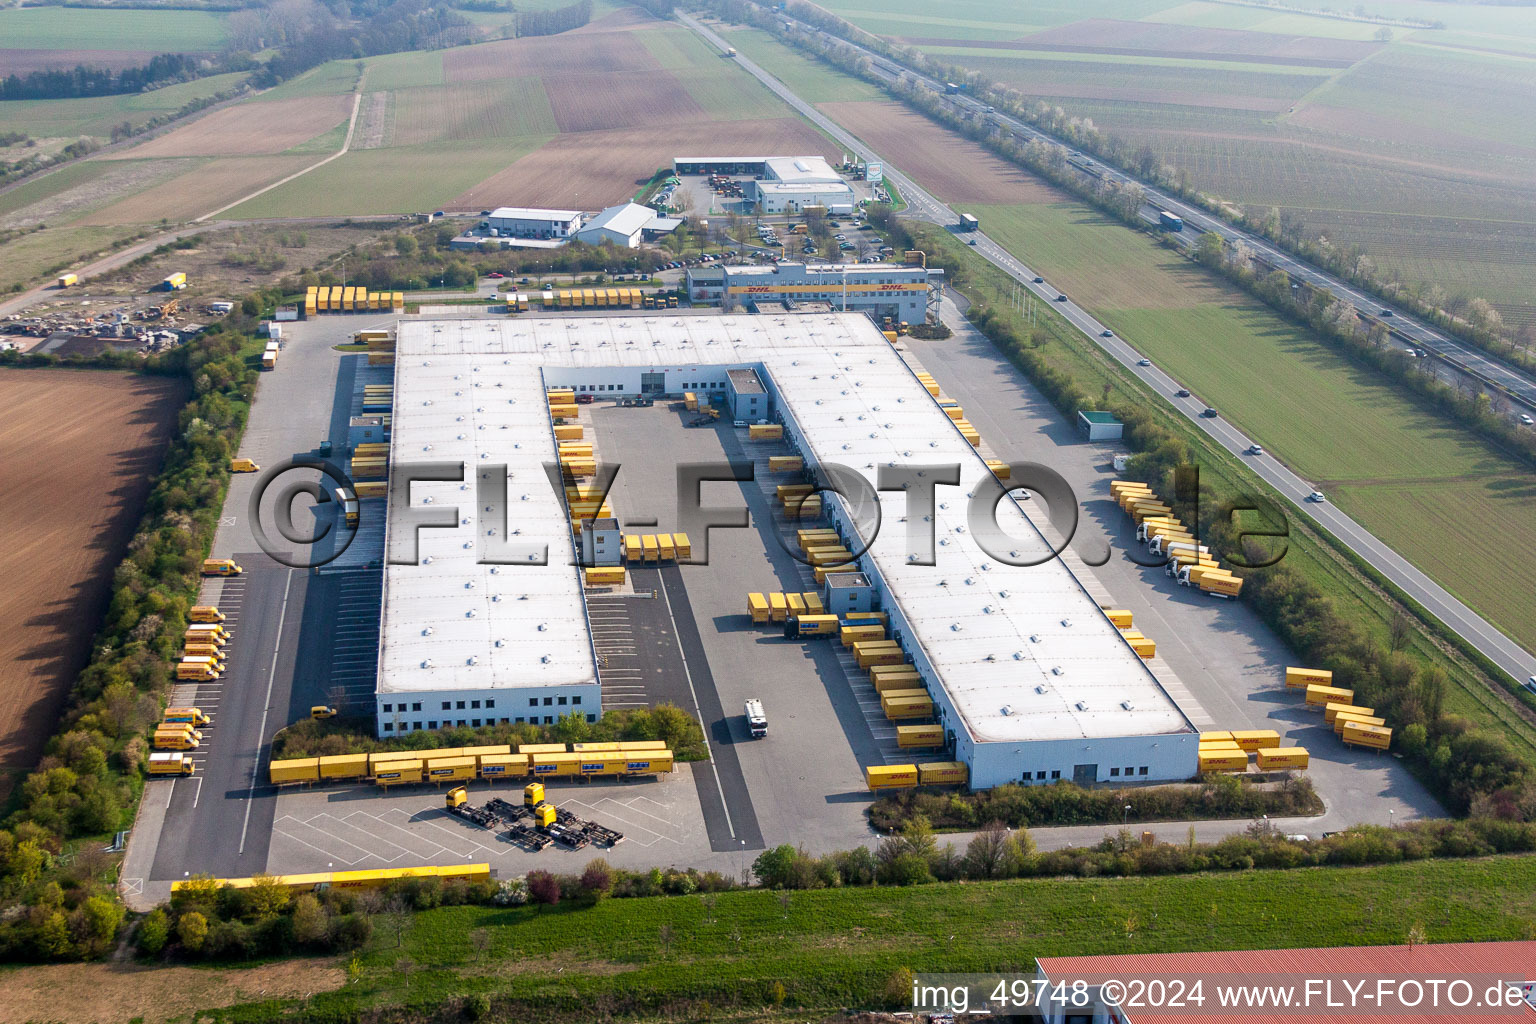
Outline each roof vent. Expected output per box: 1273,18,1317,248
494,639,505,648
421,556,434,565
537,623,547,632
466,609,477,618
1035,684,1049,695
467,656,479,666
421,659,434,669
1121,700,1135,711
983,605,994,614
1000,704,1013,716
1061,618,1072,628
1053,666,1064,676
1075,700,1088,712
422,626,434,636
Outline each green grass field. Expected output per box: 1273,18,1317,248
0,6,229,51
259,60,361,101
209,855,1536,1021
0,71,249,140
0,223,138,292
0,160,114,220
225,138,551,218
388,79,558,145
970,200,1536,655
720,27,885,103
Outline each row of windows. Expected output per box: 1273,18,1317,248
681,381,725,390
381,713,598,732
380,695,583,714
1111,766,1151,778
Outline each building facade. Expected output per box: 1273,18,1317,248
692,262,940,323
485,207,583,239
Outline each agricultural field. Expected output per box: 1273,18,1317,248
0,369,184,773
0,71,250,142
101,95,352,159
0,7,229,71
816,0,1536,326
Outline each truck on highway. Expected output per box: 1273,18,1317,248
1158,211,1184,232
745,698,768,738
724,46,737,57
958,213,979,232
57,273,78,288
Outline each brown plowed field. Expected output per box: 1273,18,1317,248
0,48,162,74
444,30,658,81
451,117,834,209
817,101,1063,205
1019,19,1379,63
545,69,705,133
104,94,351,159
0,369,184,771
79,155,315,225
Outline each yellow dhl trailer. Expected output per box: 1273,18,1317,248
859,646,907,669
189,605,226,623
1286,666,1333,689
790,614,840,636
1200,730,1233,744
883,695,933,719
1230,730,1281,752
1111,480,1154,498
353,480,387,499
785,592,806,618
625,535,645,563
797,528,839,548
897,724,943,748
270,758,320,784
866,764,919,790
801,590,824,614
1103,609,1133,629
870,667,921,691
373,760,423,785
584,567,625,586
1341,721,1392,751
748,423,784,440
1325,702,1371,724
918,761,967,786
554,424,583,441
748,593,771,623
841,623,886,646
657,534,676,561
318,754,370,780
478,753,529,778
984,459,1011,480
425,756,478,782
174,863,492,896
673,532,691,559
641,534,660,562
768,455,802,472
549,404,580,421
768,592,788,621
813,563,857,584
1305,683,1353,707
1198,750,1247,772
1255,747,1310,770
1333,712,1386,734
1124,636,1156,659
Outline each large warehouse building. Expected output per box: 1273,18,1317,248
485,207,583,240
672,155,857,213
376,314,1198,786
688,261,941,323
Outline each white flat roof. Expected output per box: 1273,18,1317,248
489,207,581,221
384,314,1190,742
577,202,655,237
756,181,853,195
764,155,841,183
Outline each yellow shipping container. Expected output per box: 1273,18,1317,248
673,532,691,559
318,754,369,780
1255,747,1311,770
1198,752,1248,773
802,591,824,614
748,423,784,440
374,762,423,785
584,567,626,586
1305,683,1354,707
866,764,919,790
1102,609,1134,629
391,291,404,310
859,647,906,669
918,761,968,786
814,563,858,584
517,743,569,755
624,535,644,562
1126,637,1156,659
554,424,583,441
748,592,770,623
1341,722,1392,750
478,754,528,778
615,741,670,751
1286,667,1333,690
425,756,478,782
657,533,675,560
872,672,921,694
883,696,932,720
1199,730,1233,744
549,405,580,420
1333,713,1386,734
785,592,807,618
1230,730,1281,752
529,752,583,777
642,534,660,562
841,623,886,647
1325,702,1370,724
768,455,803,472
270,758,320,784
769,592,788,622
897,724,944,748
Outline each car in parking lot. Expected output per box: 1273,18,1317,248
1521,414,1534,425
1137,358,1151,366
1308,491,1326,502
834,233,846,240
1247,444,1264,455
487,272,504,279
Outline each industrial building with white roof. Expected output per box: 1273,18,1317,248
376,313,1197,785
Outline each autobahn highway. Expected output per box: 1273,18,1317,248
678,12,1536,690
759,10,1536,414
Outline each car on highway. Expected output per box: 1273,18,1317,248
1201,407,1218,418
1033,276,1044,283
1175,388,1190,397
1521,414,1535,426
1308,491,1326,503
1101,329,1113,337
968,239,977,245
1055,294,1067,302
1380,309,1393,316
1137,358,1151,366
1247,444,1264,456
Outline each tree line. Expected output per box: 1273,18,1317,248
0,54,200,102
515,0,591,37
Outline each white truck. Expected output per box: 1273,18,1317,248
744,698,767,738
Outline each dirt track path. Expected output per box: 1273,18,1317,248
194,74,367,223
